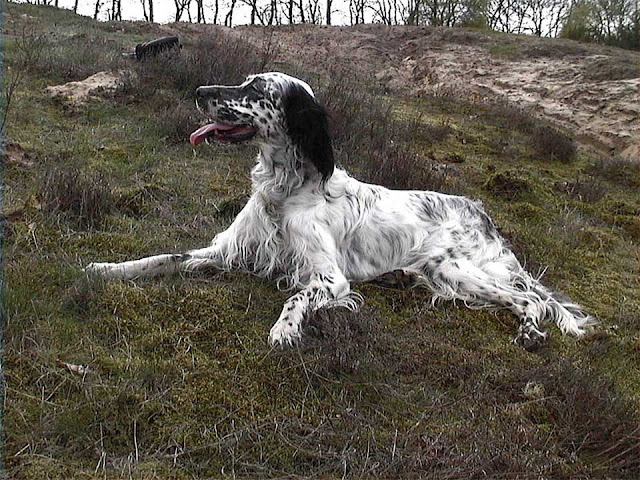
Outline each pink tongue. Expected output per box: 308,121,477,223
189,123,235,146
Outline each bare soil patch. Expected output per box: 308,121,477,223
45,70,125,108
236,25,639,159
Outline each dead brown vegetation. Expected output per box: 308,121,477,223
39,168,115,229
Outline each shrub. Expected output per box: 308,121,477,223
366,146,459,192
18,31,126,83
510,363,640,475
460,98,577,162
474,98,537,135
484,170,531,199
301,306,378,375
583,55,640,81
590,155,640,187
155,100,200,144
131,31,263,100
532,124,576,162
317,68,458,192
555,176,606,203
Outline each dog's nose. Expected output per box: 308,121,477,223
196,86,217,99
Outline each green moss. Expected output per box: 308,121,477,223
484,169,532,199
4,4,640,478
508,201,545,220
489,43,520,58
614,214,640,240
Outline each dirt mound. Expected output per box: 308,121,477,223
46,71,125,107
237,25,638,159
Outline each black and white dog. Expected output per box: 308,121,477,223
86,72,594,349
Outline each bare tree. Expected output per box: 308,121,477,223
225,0,239,26
268,0,279,23
212,0,220,23
242,0,262,23
286,0,295,22
591,0,635,40
369,0,407,24
546,0,569,35
140,0,149,20
519,0,568,35
406,0,420,24
139,0,157,22
195,0,206,22
173,0,190,21
326,0,334,23
110,0,122,20
2,27,46,136
298,0,307,21
486,0,529,32
419,0,470,26
350,0,368,23
306,0,323,22
94,0,103,19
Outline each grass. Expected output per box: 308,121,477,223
2,3,640,479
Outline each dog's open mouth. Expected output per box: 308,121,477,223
190,122,257,146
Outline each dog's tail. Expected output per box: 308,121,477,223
520,271,596,336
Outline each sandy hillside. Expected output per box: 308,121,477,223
232,25,639,159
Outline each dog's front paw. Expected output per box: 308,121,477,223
513,321,549,351
84,262,121,279
269,319,302,348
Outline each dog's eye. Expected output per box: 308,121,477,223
247,84,261,94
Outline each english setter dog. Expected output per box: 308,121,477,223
86,72,594,349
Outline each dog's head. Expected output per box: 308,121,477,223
191,72,334,181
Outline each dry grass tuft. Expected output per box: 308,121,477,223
318,69,458,192
531,124,576,162
590,156,640,188
555,176,607,203
39,168,115,229
302,306,378,375
484,170,531,199
131,32,263,100
505,362,640,475
155,100,201,144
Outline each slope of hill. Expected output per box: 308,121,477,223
2,3,639,479
234,24,639,159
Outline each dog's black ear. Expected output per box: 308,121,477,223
283,84,334,182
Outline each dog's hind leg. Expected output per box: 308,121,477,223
268,268,358,347
371,269,421,289
422,257,558,350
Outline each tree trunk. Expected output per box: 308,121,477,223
141,0,148,20
299,0,306,22
94,0,102,19
197,0,206,22
225,0,237,26
326,0,332,24
269,0,277,24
